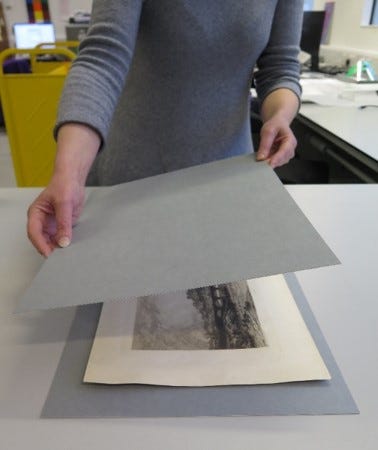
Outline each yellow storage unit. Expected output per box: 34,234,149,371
0,47,76,186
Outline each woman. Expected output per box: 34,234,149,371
27,0,303,257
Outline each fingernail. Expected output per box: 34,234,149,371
58,237,71,248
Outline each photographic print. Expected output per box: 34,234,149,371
84,275,330,386
132,281,266,351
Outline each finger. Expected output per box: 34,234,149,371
256,124,276,161
72,202,84,227
27,208,55,257
55,199,73,248
269,136,296,168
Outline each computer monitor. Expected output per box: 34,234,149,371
13,23,55,49
300,11,326,72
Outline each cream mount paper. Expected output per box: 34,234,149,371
84,275,331,386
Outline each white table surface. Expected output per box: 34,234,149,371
1,186,377,450
300,103,378,162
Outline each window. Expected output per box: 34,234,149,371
370,0,378,24
363,0,378,25
303,0,314,11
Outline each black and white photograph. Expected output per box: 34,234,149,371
132,281,266,351
84,275,330,387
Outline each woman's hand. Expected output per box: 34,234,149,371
256,115,297,168
255,88,300,168
27,123,101,257
27,175,85,257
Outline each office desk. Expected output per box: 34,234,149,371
296,104,378,182
295,78,378,183
0,186,377,449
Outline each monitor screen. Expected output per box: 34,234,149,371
300,11,325,71
13,23,55,49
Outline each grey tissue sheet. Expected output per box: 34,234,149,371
41,274,358,418
18,155,339,312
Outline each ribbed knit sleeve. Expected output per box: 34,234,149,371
55,0,144,143
254,0,303,104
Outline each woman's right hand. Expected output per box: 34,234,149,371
27,175,85,257
26,123,101,257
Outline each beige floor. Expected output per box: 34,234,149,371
0,129,16,187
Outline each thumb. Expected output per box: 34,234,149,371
256,125,275,161
55,199,73,248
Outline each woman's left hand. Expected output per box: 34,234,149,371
255,115,297,168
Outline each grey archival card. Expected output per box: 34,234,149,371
41,274,358,418
19,155,339,312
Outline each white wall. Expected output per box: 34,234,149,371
312,0,378,55
2,0,93,43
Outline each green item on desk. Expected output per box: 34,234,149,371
346,60,377,82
